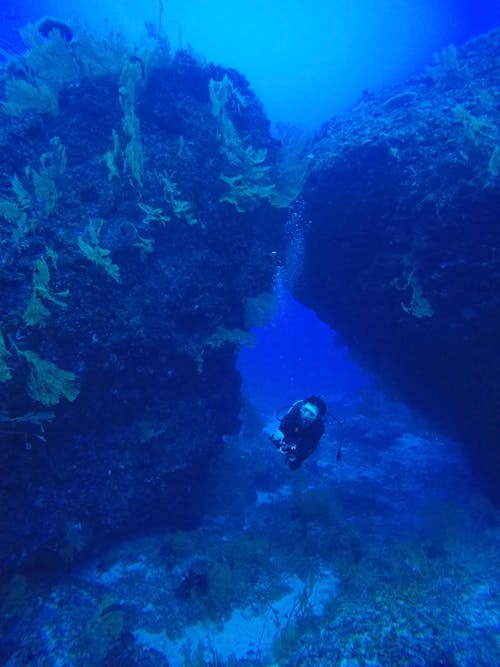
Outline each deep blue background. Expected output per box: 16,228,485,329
238,288,372,413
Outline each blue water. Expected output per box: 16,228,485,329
238,286,372,414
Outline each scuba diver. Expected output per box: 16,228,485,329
270,395,327,470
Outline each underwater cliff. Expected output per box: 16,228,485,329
0,22,299,571
300,28,500,498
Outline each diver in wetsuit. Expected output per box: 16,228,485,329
270,395,326,470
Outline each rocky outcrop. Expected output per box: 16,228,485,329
0,25,291,570
299,29,500,498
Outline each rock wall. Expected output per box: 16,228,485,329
299,29,500,498
0,24,292,570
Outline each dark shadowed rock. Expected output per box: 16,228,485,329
299,29,500,499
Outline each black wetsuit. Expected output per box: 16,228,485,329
278,405,324,469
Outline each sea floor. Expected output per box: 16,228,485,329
1,390,499,666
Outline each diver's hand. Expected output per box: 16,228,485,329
271,430,285,445
270,435,282,449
